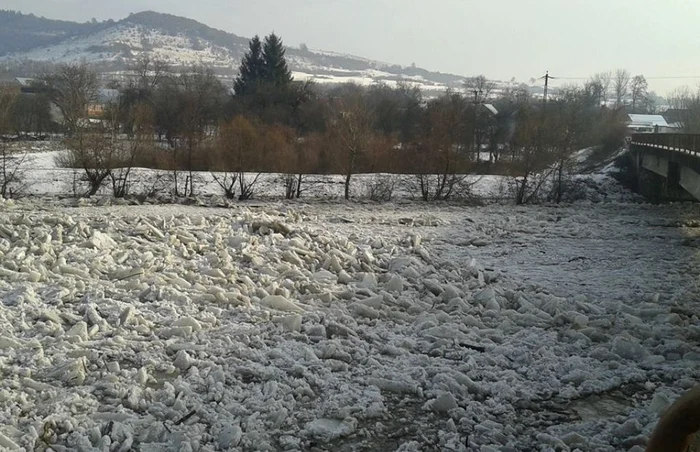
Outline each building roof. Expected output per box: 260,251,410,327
627,114,671,127
15,77,35,87
482,103,499,115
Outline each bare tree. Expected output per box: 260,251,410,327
264,124,312,199
116,57,170,136
0,89,28,198
42,63,99,135
0,144,28,199
549,87,586,203
213,116,262,200
630,75,650,113
6,91,52,138
49,72,122,197
130,55,170,92
464,75,496,103
501,84,532,106
509,106,557,205
108,103,154,197
412,93,471,201
666,87,700,132
61,130,117,196
281,132,324,199
584,80,604,107
614,69,631,107
173,66,226,196
326,86,376,200
590,71,612,105
668,86,693,109
459,78,494,163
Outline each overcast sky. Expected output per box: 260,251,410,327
4,0,700,94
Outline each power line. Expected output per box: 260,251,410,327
550,75,700,81
464,75,700,84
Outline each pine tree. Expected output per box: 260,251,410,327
234,36,265,96
262,33,292,86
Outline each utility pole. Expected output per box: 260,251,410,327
540,71,556,106
471,89,480,105
535,71,556,161
471,89,482,162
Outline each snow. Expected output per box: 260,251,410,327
0,196,697,450
0,24,242,68
0,146,697,450
627,114,670,128
1,22,485,95
6,142,636,206
1,23,463,95
290,70,451,95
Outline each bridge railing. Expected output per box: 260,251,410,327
631,133,700,156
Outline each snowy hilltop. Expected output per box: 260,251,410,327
0,10,471,93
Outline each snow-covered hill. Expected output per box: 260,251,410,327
0,10,474,93
0,23,241,68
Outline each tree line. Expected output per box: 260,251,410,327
0,33,630,203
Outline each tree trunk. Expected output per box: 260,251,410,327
419,174,429,201
87,180,101,196
516,173,528,205
556,163,563,204
344,172,352,200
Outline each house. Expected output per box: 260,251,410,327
0,77,37,93
661,108,687,130
627,114,680,133
15,77,40,94
87,88,120,118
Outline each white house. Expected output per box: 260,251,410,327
627,114,680,133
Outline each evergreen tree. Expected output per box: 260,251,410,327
233,35,265,96
262,33,292,86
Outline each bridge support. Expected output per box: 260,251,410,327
680,166,700,200
629,133,700,202
629,145,697,202
641,153,669,178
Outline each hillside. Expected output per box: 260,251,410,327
0,10,470,92
0,10,112,55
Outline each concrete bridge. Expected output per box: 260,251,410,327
629,133,700,201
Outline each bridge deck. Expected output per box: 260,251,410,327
631,133,700,157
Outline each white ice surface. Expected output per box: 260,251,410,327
0,196,698,451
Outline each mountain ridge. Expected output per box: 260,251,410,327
0,10,471,91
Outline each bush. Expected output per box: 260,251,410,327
365,174,396,201
612,151,637,189
547,177,590,203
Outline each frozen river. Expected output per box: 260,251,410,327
0,199,699,451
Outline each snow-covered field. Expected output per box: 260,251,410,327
14,145,632,205
289,70,451,96
0,184,699,451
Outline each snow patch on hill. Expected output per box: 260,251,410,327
0,11,479,92
0,24,242,68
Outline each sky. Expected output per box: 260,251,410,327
3,0,700,95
